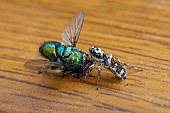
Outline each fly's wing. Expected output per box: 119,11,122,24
61,10,84,47
24,60,63,74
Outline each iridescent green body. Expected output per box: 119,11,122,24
39,41,86,74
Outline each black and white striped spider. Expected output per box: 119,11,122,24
87,46,143,89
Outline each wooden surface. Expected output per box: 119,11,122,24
0,0,170,113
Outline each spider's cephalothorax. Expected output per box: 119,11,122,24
89,46,106,60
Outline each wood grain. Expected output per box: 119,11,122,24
0,0,170,113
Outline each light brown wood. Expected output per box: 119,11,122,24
0,0,170,113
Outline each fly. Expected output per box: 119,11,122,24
25,11,91,77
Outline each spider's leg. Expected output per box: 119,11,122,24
124,63,143,71
121,77,129,86
83,61,96,81
96,62,101,90
84,70,90,82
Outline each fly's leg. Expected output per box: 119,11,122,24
62,71,72,77
96,62,101,90
38,69,47,74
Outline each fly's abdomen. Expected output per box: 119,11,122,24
39,41,61,61
39,42,83,70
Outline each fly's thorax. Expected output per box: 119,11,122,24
89,46,106,60
39,41,61,61
63,45,73,57
56,44,65,57
64,47,83,67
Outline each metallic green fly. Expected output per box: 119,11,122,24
25,11,92,77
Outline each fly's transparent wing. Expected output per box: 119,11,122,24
24,60,63,73
61,10,84,47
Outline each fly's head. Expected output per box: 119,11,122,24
89,46,106,61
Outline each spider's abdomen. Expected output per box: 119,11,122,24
109,58,127,79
